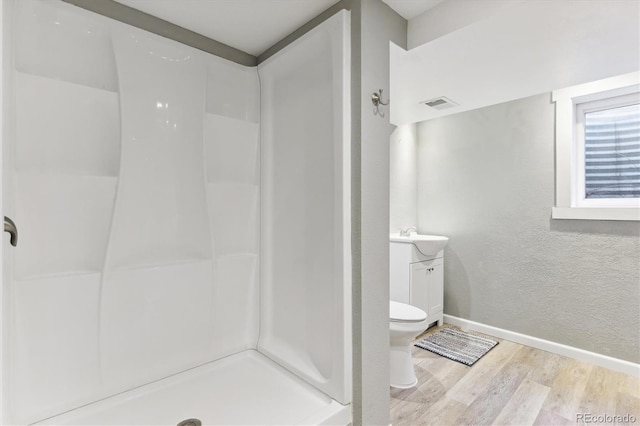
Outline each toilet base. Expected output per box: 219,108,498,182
389,343,418,389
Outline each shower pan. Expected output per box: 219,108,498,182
0,0,351,424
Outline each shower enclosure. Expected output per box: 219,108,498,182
0,0,351,424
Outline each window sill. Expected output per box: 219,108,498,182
552,207,640,221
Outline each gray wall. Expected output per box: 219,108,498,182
390,123,417,233
416,93,640,363
357,1,406,425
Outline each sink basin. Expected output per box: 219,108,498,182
390,233,449,255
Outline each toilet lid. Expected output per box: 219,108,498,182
390,301,427,322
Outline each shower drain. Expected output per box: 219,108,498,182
177,419,202,426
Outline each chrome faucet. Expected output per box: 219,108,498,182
399,226,417,237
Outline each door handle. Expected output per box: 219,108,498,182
4,216,17,247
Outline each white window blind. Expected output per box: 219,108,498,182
584,103,640,199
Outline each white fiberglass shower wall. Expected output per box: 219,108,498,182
259,19,351,402
0,1,351,424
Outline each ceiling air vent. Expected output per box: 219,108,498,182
422,96,458,110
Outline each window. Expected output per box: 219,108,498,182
577,94,640,205
552,72,640,221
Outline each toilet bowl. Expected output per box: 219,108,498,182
389,300,429,389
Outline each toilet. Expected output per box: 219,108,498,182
389,300,429,389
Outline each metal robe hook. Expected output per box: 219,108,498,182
371,89,389,116
4,216,18,247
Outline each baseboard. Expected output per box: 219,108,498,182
443,314,640,377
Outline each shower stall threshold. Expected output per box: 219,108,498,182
35,350,351,426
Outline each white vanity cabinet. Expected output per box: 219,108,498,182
410,257,444,326
390,240,445,327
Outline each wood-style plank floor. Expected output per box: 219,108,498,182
390,325,640,426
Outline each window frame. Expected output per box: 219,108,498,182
575,93,640,208
552,72,640,221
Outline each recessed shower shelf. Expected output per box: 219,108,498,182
15,71,119,94
14,270,103,283
107,258,213,274
14,171,119,179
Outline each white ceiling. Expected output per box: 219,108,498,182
391,0,640,125
114,0,341,56
381,0,444,20
114,0,444,57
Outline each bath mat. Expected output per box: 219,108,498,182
415,328,498,366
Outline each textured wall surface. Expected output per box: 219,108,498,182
416,93,640,363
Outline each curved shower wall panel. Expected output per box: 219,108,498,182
13,0,120,279
100,25,214,390
10,0,120,422
107,28,211,269
258,10,351,404
14,73,119,278
7,1,261,422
